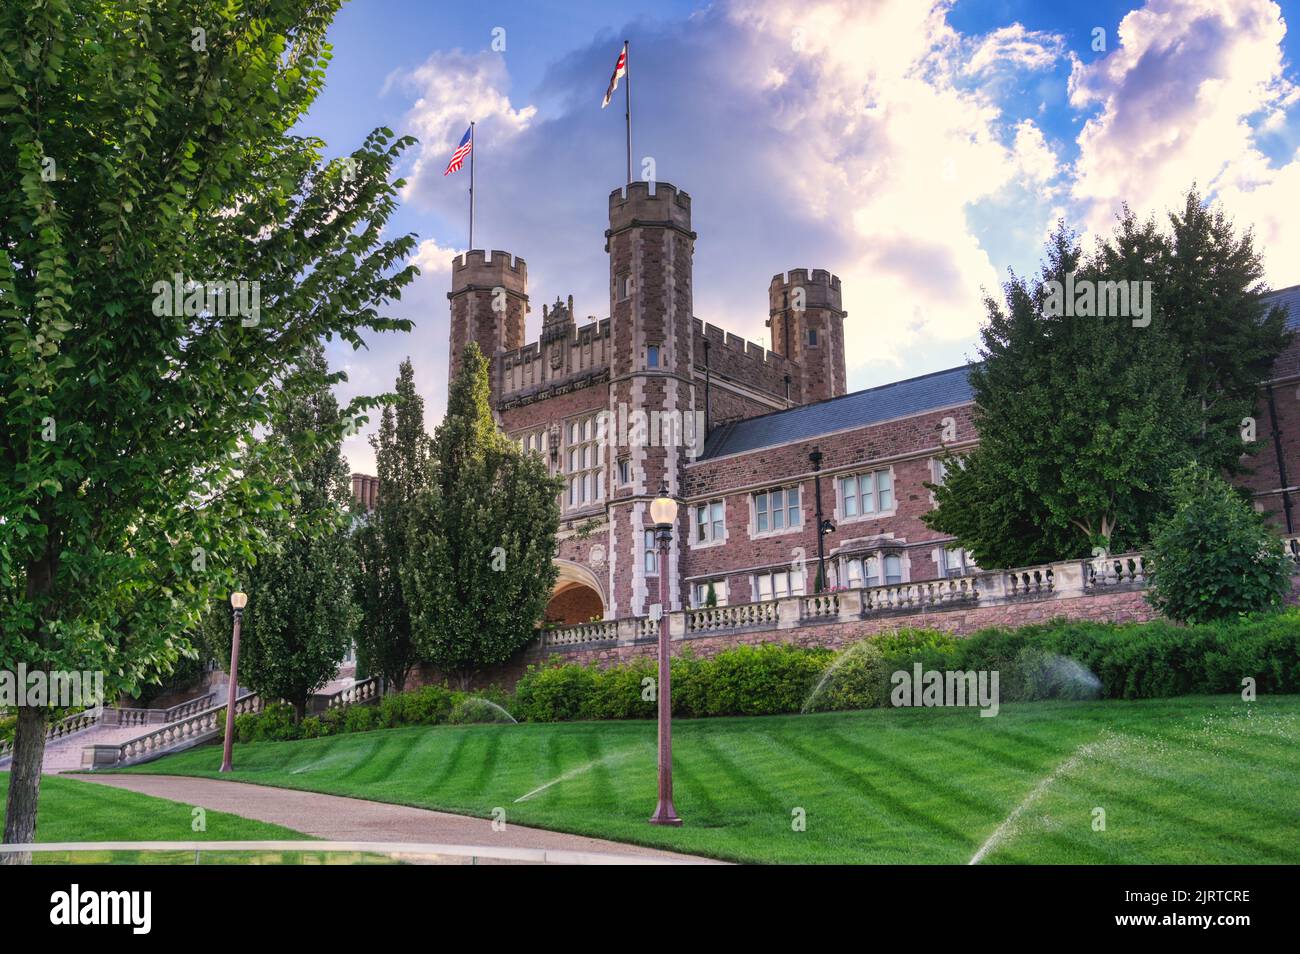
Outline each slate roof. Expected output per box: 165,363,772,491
700,364,974,460
698,284,1300,461
1265,283,1300,330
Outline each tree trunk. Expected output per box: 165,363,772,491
2,705,49,864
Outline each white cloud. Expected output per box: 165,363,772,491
967,23,1066,76
387,50,537,204
1067,0,1300,285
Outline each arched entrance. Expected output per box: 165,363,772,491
545,560,607,625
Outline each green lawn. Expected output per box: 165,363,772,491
0,773,307,862
123,695,1300,864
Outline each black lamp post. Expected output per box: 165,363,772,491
810,450,834,591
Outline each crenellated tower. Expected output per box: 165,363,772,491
767,268,847,403
447,250,529,396
604,181,697,617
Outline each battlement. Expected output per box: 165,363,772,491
694,318,793,399
498,317,613,399
769,268,843,312
451,249,528,291
607,180,693,234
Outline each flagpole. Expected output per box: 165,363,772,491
475,120,480,250
624,40,632,186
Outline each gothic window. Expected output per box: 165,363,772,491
644,528,658,574
565,415,603,509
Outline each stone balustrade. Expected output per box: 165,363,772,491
686,599,780,634
536,548,1183,652
321,677,380,710
0,708,102,763
83,692,263,770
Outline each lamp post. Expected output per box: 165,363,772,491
810,449,834,591
648,483,682,826
219,591,247,774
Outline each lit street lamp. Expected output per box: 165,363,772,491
219,591,247,773
648,483,682,826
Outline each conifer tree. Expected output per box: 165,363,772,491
354,358,429,691
405,344,562,687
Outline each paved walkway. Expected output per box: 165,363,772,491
70,774,719,864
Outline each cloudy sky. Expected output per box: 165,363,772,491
305,0,1300,474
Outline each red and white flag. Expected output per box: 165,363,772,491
601,42,627,108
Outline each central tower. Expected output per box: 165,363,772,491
604,181,697,618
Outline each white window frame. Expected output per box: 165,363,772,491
941,546,976,578
692,579,729,608
752,484,802,537
841,551,905,588
753,567,806,601
565,415,603,510
838,469,895,521
644,528,659,575
692,499,726,546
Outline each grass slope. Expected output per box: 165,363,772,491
0,773,304,848
124,695,1300,864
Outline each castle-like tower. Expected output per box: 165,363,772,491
446,250,528,384
444,180,846,624
604,181,697,617
768,268,847,403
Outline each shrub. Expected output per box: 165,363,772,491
1145,462,1293,624
802,639,892,712
513,664,599,722
341,703,378,733
586,659,657,720
242,702,300,742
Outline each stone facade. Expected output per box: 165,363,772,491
352,179,1300,642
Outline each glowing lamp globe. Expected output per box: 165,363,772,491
230,591,248,611
649,488,678,527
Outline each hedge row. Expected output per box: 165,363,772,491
514,610,1300,720
226,609,1300,738
230,685,514,743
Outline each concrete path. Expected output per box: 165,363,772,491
69,774,720,864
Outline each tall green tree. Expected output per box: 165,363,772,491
1158,189,1292,472
925,223,1199,565
0,0,416,853
353,358,429,692
926,191,1291,568
405,344,562,688
205,345,358,720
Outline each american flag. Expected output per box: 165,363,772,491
443,126,472,175
602,43,627,108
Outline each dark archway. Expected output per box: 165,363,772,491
545,581,605,625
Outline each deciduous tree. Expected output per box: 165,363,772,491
0,0,416,854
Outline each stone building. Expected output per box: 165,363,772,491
355,179,1300,628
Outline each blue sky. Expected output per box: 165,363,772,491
308,0,1300,473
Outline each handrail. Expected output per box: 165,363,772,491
0,707,102,761
83,691,263,769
